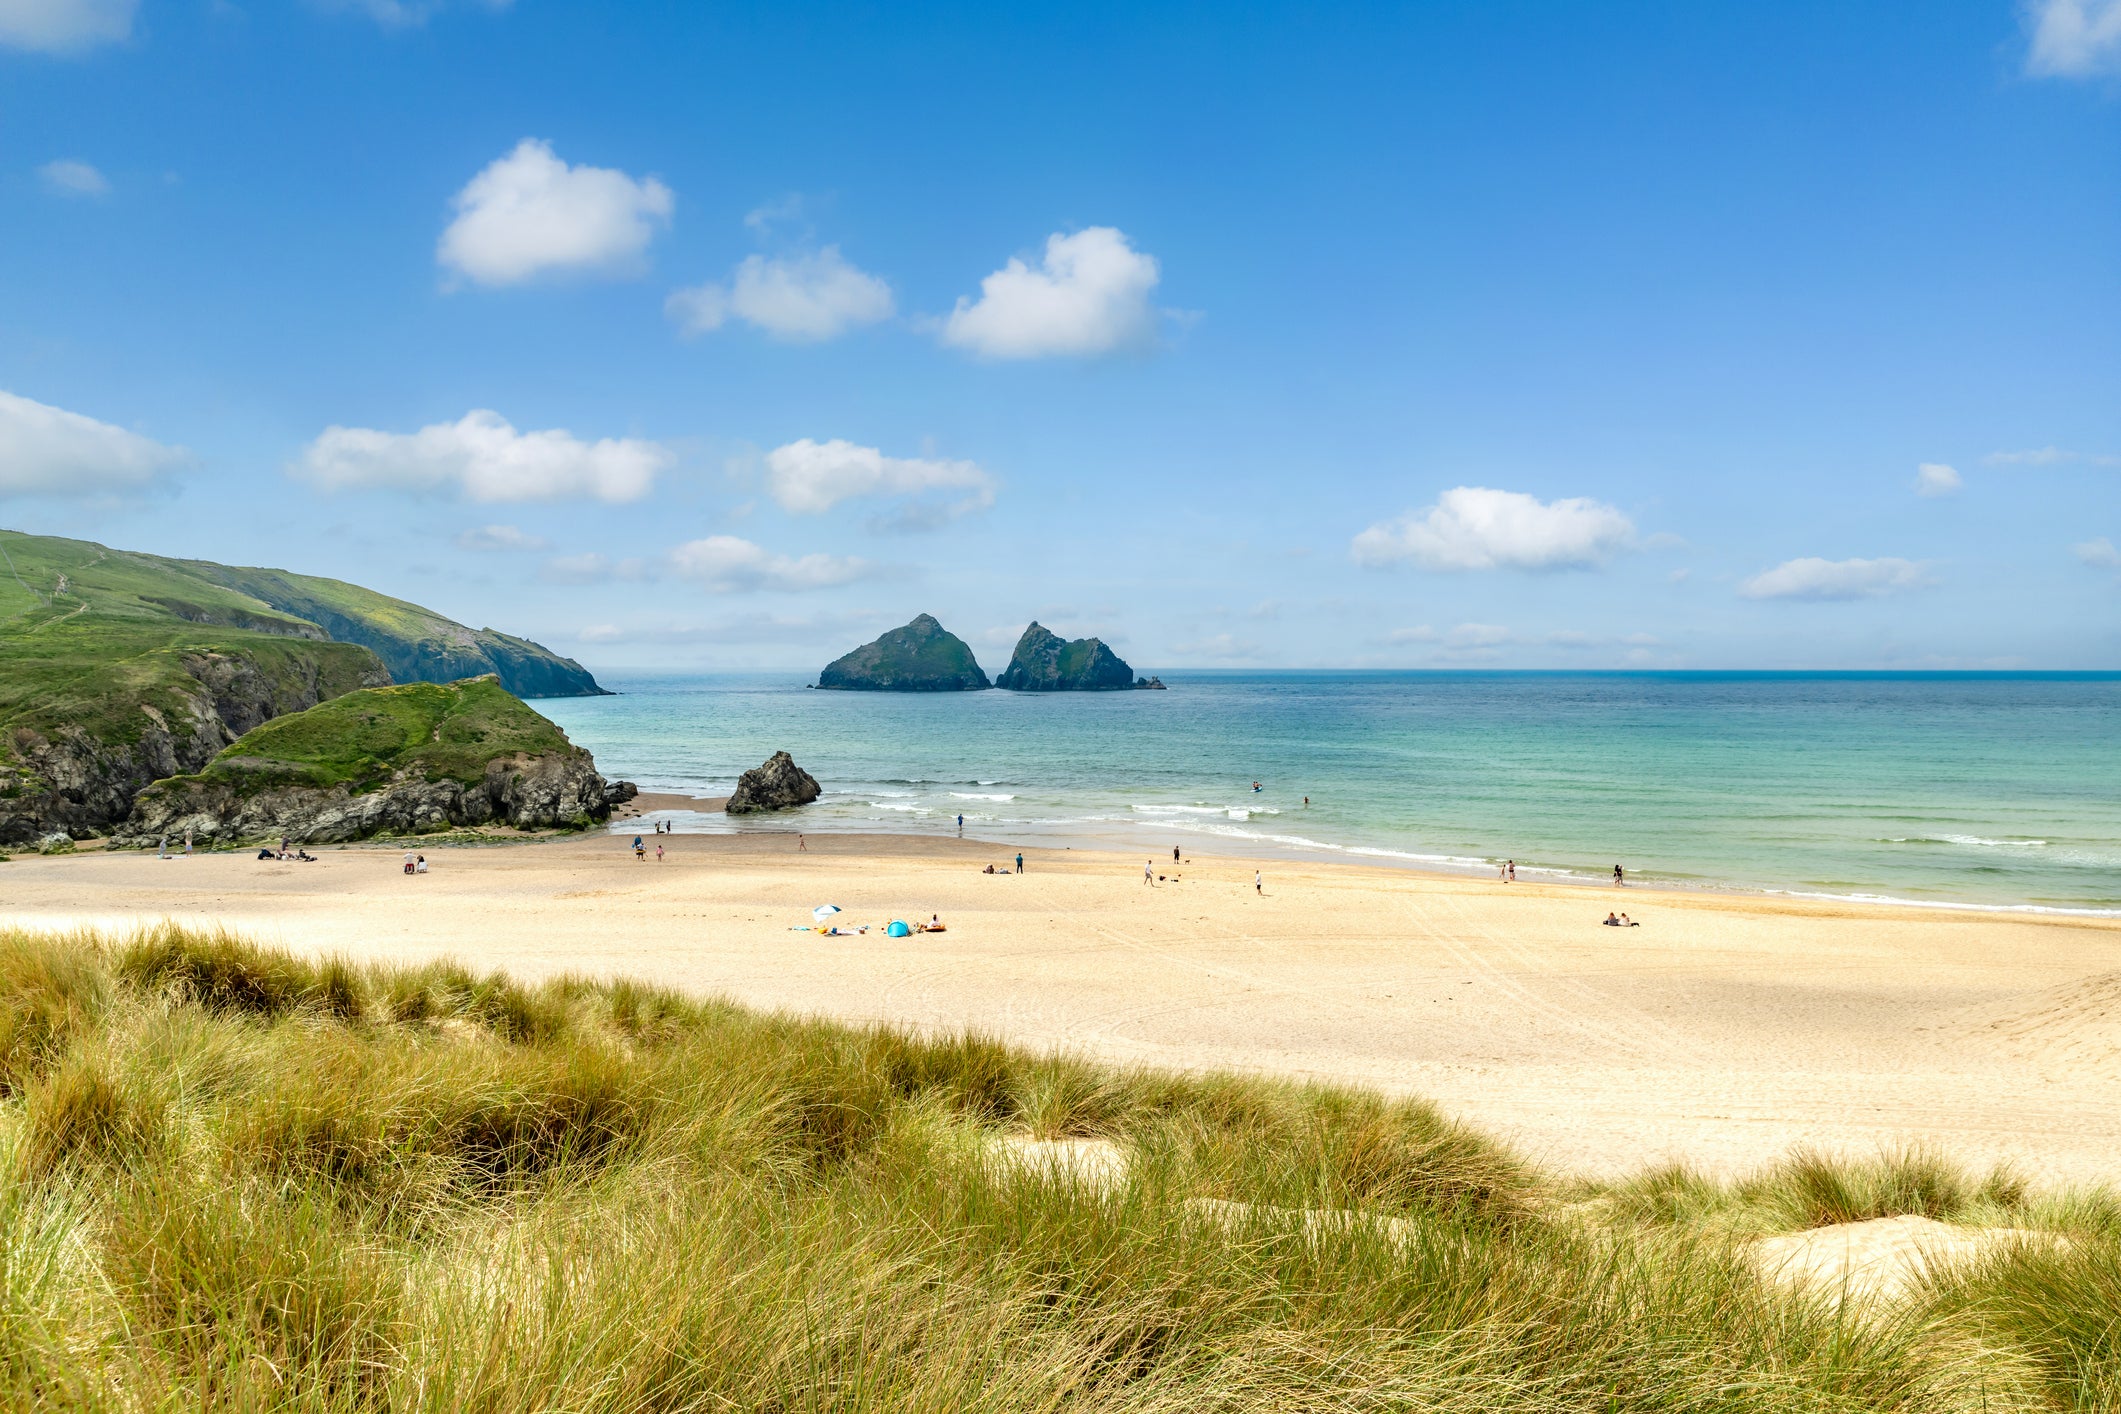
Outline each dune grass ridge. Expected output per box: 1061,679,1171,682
0,923,2113,1410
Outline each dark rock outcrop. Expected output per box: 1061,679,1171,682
817,615,991,692
0,647,386,846
110,676,616,846
725,751,821,814
995,623,1138,691
116,751,615,846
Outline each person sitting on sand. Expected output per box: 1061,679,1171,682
404,851,416,876
982,863,996,874
1603,912,1621,926
415,855,428,874
1620,913,1638,926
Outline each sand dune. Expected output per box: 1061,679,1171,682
4,829,2118,1184
1947,970,2121,1078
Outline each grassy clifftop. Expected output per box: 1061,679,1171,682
199,676,577,796
181,560,607,699
0,531,605,701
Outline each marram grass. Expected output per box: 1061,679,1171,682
0,922,2112,1411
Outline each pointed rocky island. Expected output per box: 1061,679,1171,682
816,614,991,691
996,622,1162,691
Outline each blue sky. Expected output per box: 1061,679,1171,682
3,0,2117,672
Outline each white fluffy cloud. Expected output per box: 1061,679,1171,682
1915,462,1961,497
941,227,1161,358
0,389,185,496
1739,557,1930,601
2025,0,2121,76
2075,537,2121,569
0,0,134,52
437,139,673,287
454,523,549,552
667,535,872,593
294,410,670,503
37,159,108,196
762,438,994,527
1352,486,1637,571
666,248,893,342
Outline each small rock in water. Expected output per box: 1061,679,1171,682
725,751,821,814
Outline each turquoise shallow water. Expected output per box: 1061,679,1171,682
536,672,2121,914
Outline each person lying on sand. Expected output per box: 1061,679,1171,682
1603,912,1621,926
1619,913,1638,926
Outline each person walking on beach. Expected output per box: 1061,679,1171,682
1506,860,1516,883
1015,851,1024,874
655,842,664,862
957,813,964,833
798,833,807,851
1613,864,1625,887
157,835,168,860
1254,869,1263,895
1145,859,1155,885
1173,845,1181,863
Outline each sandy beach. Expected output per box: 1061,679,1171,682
6,830,2118,1184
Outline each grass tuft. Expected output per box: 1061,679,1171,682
116,924,363,1021
0,921,2110,1410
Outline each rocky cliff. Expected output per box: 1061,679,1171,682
995,622,1139,691
0,640,386,846
0,529,605,843
112,677,623,846
817,614,991,691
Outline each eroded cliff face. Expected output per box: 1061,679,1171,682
114,751,621,846
0,649,387,846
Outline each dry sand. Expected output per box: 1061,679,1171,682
6,830,2119,1184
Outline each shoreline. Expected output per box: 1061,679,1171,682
600,809,2121,922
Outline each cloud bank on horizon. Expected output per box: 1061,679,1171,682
0,0,2114,670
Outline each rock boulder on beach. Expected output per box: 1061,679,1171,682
725,751,822,814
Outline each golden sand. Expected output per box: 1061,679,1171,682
7,830,2118,1182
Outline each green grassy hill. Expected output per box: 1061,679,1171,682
185,676,577,796
0,530,605,844
118,678,611,843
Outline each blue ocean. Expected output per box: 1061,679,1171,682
537,673,2121,914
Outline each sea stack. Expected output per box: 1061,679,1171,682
995,622,1138,691
725,751,822,814
817,614,991,691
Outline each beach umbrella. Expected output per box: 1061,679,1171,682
812,904,842,923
